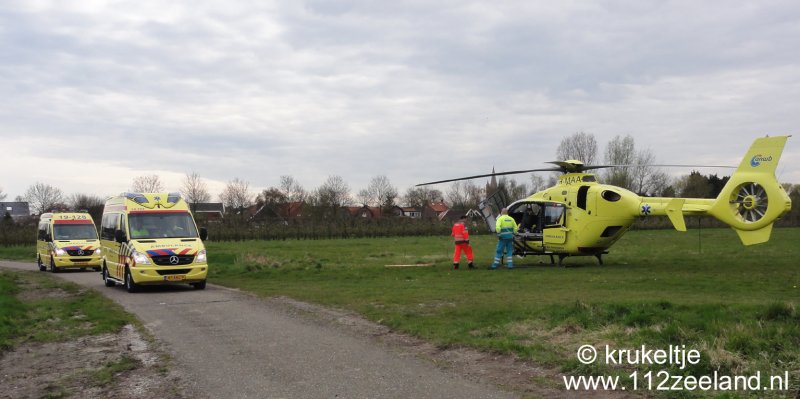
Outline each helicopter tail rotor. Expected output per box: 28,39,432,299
730,182,769,223
707,135,792,245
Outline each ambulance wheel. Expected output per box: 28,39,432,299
191,280,207,290
102,265,116,287
49,257,59,273
37,256,46,272
124,268,139,293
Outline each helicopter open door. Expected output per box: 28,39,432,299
508,201,568,257
478,200,497,233
508,202,567,237
542,203,567,245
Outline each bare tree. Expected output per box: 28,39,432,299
630,148,670,196
181,172,211,212
357,175,398,208
446,181,470,210
556,132,598,164
446,181,485,211
602,136,668,195
68,193,105,221
355,189,370,207
314,175,352,211
0,187,7,201
279,175,307,203
602,135,636,188
131,174,164,192
498,177,529,200
630,148,655,194
219,178,253,213
529,174,547,193
647,172,672,197
402,186,442,208
255,187,288,220
68,193,104,210
24,182,65,214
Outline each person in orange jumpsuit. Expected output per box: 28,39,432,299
451,215,475,269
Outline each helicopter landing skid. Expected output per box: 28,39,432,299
513,238,607,267
551,252,608,267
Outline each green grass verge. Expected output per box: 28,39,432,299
0,269,138,351
0,244,35,261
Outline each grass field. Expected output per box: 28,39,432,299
2,228,798,397
205,227,798,398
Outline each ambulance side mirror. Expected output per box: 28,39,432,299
115,229,128,243
199,227,208,241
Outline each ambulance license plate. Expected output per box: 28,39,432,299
73,262,88,266
164,275,185,281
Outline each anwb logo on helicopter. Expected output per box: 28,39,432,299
750,154,773,167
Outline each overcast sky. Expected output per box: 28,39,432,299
1,0,799,202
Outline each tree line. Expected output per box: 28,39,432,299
3,132,799,245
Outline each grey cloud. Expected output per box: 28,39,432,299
1,1,799,197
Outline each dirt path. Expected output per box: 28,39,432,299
1,260,635,399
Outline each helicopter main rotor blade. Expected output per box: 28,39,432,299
416,167,561,186
416,163,737,187
572,164,737,169
647,164,736,168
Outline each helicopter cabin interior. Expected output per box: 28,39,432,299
506,201,566,240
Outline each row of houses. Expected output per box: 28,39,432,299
1,202,30,221
3,200,462,223
343,202,451,220
249,201,457,221
194,201,458,222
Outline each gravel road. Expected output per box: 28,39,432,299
1,260,517,399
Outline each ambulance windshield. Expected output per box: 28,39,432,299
54,225,98,240
128,212,199,239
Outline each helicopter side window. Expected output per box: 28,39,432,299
577,186,590,210
544,204,565,228
601,190,621,202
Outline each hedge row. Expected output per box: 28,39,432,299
0,217,492,246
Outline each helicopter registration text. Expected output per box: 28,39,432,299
559,174,594,185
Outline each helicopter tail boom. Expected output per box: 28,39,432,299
706,135,792,245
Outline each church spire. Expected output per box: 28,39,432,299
485,167,498,197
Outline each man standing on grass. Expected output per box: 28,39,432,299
451,215,475,269
491,208,518,269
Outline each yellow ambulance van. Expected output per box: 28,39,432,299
36,212,102,272
99,192,209,292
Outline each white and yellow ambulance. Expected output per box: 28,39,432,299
36,212,102,272
99,192,209,292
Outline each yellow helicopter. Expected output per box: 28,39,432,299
419,135,792,265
